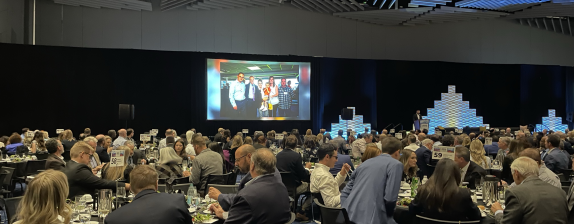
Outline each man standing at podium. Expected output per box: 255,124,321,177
413,110,421,130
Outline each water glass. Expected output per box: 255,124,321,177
117,187,126,198
98,189,112,220
79,209,91,223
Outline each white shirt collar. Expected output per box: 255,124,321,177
461,161,470,173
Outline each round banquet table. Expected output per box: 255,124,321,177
393,201,496,224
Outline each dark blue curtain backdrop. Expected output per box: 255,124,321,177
0,43,572,137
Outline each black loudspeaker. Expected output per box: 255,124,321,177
567,112,573,122
119,104,135,120
341,108,353,120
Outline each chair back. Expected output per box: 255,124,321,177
280,172,298,211
158,178,167,185
314,198,352,224
25,160,47,176
560,169,573,181
158,185,167,193
312,192,324,205
208,184,238,194
0,167,15,188
415,215,480,223
1,196,22,224
204,173,236,196
172,184,190,194
174,177,190,184
34,153,50,160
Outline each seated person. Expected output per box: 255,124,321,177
125,140,146,166
6,133,28,155
361,145,381,162
209,145,281,210
155,147,191,179
45,138,66,170
63,141,129,199
191,135,223,194
209,149,291,223
14,170,72,224
454,146,486,189
399,149,418,182
101,146,134,182
84,137,104,173
410,158,481,222
544,134,569,174
491,157,568,224
104,165,192,224
310,144,351,207
96,135,110,163
504,148,560,188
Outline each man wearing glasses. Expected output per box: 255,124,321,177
63,141,129,199
229,72,246,117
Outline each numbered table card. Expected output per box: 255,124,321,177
26,131,34,137
390,129,395,134
432,146,455,160
395,133,403,139
436,131,442,136
150,129,158,136
494,128,499,132
242,129,249,134
56,129,64,134
110,150,125,167
276,134,284,140
485,137,493,145
140,134,151,142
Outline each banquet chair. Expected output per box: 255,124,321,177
280,172,298,212
562,185,570,194
158,185,168,193
314,198,353,224
174,177,190,184
415,215,480,224
0,196,22,223
24,160,46,176
203,173,237,197
208,184,238,194
34,153,49,160
172,184,190,194
285,212,296,224
0,167,15,198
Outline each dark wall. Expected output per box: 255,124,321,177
1,43,572,138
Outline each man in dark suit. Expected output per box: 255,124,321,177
209,148,291,223
125,140,146,165
415,139,435,179
492,157,568,224
95,135,110,163
104,165,191,224
454,146,486,189
209,145,281,210
413,110,422,129
214,128,224,143
45,138,66,170
276,135,311,220
244,76,262,119
63,141,128,199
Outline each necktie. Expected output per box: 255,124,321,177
252,85,255,100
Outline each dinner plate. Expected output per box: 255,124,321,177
199,218,218,224
400,186,410,190
188,207,196,213
203,210,212,214
398,193,411,197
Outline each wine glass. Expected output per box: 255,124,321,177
98,189,112,221
117,187,126,199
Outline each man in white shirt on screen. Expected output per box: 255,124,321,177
229,72,246,117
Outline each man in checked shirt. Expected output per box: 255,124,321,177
277,78,295,117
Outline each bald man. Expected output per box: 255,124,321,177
112,129,128,150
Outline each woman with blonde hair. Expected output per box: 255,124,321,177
101,146,133,182
399,149,418,181
462,136,471,148
244,136,253,145
361,145,381,162
14,170,71,224
156,147,190,179
61,130,76,160
230,135,243,164
470,139,491,169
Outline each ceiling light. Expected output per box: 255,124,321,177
247,66,261,70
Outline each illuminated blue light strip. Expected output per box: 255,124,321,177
329,107,372,140
535,109,568,132
422,85,489,134
455,0,548,10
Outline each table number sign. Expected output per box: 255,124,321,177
150,129,158,136
432,146,455,160
436,131,442,136
390,129,395,134
110,150,125,167
276,134,284,140
242,129,249,134
140,134,151,142
56,129,64,134
485,137,492,145
494,128,499,132
26,131,34,137
395,133,403,139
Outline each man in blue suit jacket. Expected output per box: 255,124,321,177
415,139,435,179
484,135,500,156
105,165,192,224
